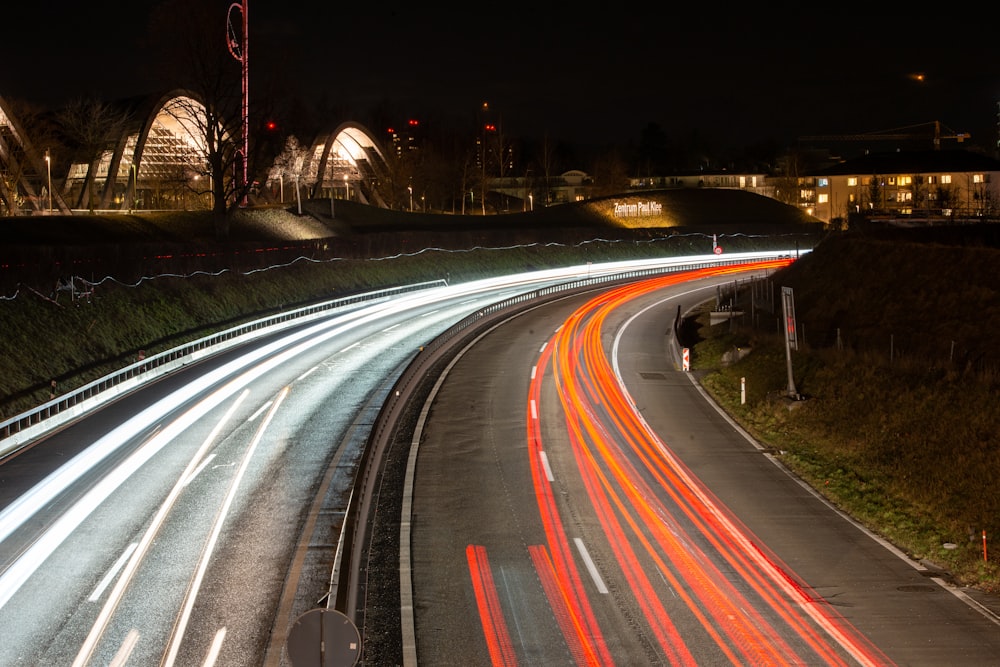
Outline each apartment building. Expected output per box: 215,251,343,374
799,150,1000,225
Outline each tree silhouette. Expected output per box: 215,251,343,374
56,97,132,213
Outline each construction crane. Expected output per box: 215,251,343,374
799,120,970,150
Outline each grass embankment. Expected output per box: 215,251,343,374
0,222,809,418
688,232,1000,592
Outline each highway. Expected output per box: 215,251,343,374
0,255,762,667
402,265,1000,666
5,252,997,666
0,270,583,667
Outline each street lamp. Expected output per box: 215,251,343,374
129,163,137,213
44,149,52,213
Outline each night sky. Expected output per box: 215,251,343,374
5,2,999,154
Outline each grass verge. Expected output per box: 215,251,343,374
688,302,1000,593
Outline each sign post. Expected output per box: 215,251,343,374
781,286,798,399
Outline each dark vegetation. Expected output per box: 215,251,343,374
688,227,1000,591
2,191,998,594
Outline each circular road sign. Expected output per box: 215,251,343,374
287,608,361,667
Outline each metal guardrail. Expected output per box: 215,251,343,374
1,252,794,456
334,254,779,615
0,280,447,453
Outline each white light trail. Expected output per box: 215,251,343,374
70,390,250,667
163,388,288,667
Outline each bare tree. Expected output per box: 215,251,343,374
588,148,629,198
538,132,559,206
56,97,132,213
769,150,804,207
145,0,279,237
269,136,312,214
0,99,62,215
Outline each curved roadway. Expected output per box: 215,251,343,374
404,267,1000,665
0,281,540,667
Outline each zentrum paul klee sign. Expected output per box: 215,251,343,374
612,201,663,217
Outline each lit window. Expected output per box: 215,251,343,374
818,193,828,203
818,178,828,187
941,174,952,184
888,176,896,185
974,173,984,183
927,175,937,184
848,193,856,203
896,191,912,202
899,176,912,185
739,176,746,188
800,189,814,201
847,177,857,186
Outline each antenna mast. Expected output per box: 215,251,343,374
227,0,249,206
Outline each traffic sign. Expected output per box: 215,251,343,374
713,246,723,255
287,608,361,667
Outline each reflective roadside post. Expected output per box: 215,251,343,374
45,149,52,213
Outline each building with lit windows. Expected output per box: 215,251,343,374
628,171,771,197
800,150,1000,225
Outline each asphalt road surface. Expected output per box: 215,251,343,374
405,270,1000,666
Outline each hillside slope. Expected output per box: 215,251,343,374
689,226,1000,591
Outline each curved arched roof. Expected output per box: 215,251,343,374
2,87,393,214
267,121,389,207
0,95,71,214
88,89,211,210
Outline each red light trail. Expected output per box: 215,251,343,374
467,260,894,665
